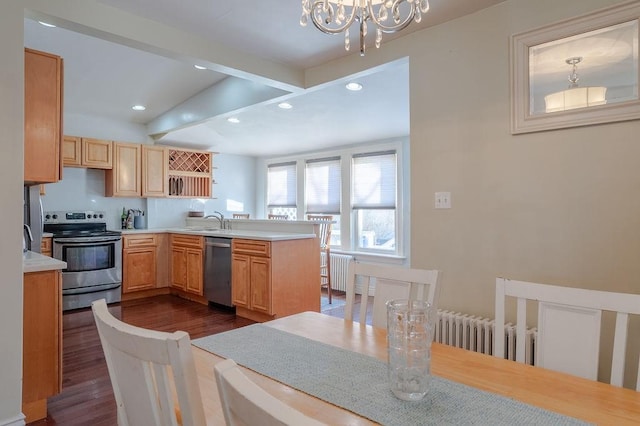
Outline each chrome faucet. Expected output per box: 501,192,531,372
205,211,225,229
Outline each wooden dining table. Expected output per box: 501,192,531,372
191,311,640,425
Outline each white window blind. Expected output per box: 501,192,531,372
267,162,297,207
305,157,341,214
352,150,396,209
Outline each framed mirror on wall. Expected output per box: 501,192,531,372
510,1,640,134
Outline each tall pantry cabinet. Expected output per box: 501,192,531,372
24,48,63,183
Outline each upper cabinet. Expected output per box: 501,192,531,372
142,145,168,197
105,142,141,197
101,142,214,199
168,148,214,198
63,136,112,169
105,143,168,198
24,48,63,184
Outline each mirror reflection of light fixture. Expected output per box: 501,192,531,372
300,0,431,56
544,57,607,113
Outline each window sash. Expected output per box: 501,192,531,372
352,151,397,210
305,157,341,214
267,162,297,207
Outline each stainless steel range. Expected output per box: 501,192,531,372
44,211,122,311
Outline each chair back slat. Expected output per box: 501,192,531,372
611,311,629,387
495,277,640,390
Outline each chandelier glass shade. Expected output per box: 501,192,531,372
300,0,430,56
544,57,607,113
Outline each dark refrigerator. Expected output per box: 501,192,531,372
23,185,43,253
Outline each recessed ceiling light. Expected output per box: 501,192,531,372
227,117,240,124
194,65,207,70
346,82,363,91
132,105,146,111
38,21,56,28
278,102,293,110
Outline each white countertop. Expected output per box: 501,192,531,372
118,228,316,241
23,251,66,273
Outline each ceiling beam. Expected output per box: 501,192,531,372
23,0,305,92
147,76,291,136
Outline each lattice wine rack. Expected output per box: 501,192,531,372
167,148,215,198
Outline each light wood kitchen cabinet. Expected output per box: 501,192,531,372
232,240,272,315
105,142,141,197
63,136,113,169
24,48,63,184
170,234,204,296
62,136,82,166
142,145,168,197
23,270,62,423
122,234,158,293
41,237,52,257
232,238,320,322
168,148,215,198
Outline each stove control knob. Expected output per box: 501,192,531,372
52,214,58,220
98,213,104,219
45,214,51,220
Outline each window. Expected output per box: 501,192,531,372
267,162,297,218
305,157,342,244
264,141,403,256
352,151,396,252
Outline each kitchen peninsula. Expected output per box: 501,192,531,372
120,219,321,323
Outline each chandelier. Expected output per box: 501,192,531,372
544,57,607,113
300,0,431,56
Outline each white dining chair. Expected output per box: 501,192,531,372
495,277,640,390
214,359,326,426
91,299,206,426
344,261,441,329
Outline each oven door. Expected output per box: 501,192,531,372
53,236,122,292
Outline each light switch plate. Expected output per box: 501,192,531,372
435,192,451,209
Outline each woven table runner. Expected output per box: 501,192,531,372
193,324,589,426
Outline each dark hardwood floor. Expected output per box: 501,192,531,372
30,291,352,426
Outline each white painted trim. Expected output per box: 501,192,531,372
0,414,25,426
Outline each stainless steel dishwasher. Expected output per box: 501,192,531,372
203,237,233,308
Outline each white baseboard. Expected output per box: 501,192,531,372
0,413,25,426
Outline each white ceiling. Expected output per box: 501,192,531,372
24,0,507,157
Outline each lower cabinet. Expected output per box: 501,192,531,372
123,234,158,293
232,254,272,314
170,234,204,296
23,270,62,423
232,237,320,322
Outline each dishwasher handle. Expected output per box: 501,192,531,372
206,242,231,248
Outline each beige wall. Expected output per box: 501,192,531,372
0,2,25,424
405,0,640,386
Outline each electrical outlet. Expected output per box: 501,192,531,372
435,192,451,209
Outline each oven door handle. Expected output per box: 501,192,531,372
62,282,122,295
53,237,122,244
